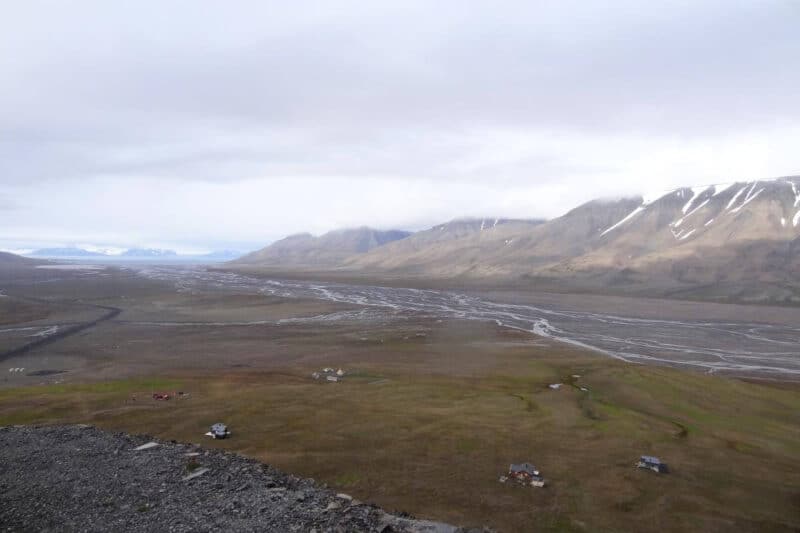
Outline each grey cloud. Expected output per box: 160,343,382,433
0,196,20,211
4,3,798,130
0,1,797,248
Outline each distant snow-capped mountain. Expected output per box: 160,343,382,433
196,250,245,260
120,248,178,257
25,246,245,262
30,247,107,257
29,247,178,258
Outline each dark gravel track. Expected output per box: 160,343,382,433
0,302,121,364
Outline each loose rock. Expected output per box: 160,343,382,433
0,425,481,532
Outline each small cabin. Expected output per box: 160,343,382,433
209,423,230,439
508,463,546,487
637,455,668,473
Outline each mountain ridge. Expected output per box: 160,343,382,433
0,251,41,265
234,176,800,304
234,226,413,267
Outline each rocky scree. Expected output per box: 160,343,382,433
0,425,486,532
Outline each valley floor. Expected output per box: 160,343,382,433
222,264,800,308
0,265,799,531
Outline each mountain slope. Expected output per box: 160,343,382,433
0,251,45,275
347,218,546,275
544,177,800,301
236,176,800,303
234,227,412,267
349,178,799,285
0,251,46,267
544,178,800,278
0,251,36,264
347,202,649,277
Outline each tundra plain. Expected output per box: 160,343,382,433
0,265,799,532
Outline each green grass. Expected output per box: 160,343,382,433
0,377,181,398
1,358,799,532
334,471,362,487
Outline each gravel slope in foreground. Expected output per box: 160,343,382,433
0,425,477,532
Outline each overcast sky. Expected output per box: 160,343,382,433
1,0,798,253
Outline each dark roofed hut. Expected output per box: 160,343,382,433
508,463,545,487
509,463,538,477
209,423,230,439
637,455,668,473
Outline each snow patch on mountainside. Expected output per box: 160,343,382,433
682,186,712,214
791,181,800,207
726,185,749,210
600,206,646,236
672,198,710,228
730,185,764,214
